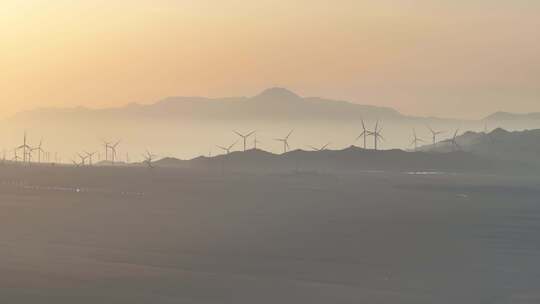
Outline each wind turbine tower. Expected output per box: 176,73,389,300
428,126,445,146
102,140,112,162
33,139,45,163
18,131,32,163
84,151,97,166
449,129,461,151
234,130,256,152
275,129,294,154
254,135,262,150
410,129,424,151
368,121,384,150
13,149,20,162
77,153,88,166
356,119,369,149
110,141,121,164
142,150,157,168
217,141,237,155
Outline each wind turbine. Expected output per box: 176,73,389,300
72,159,83,167
32,139,45,163
84,151,97,166
410,129,424,151
17,131,31,163
217,141,237,155
355,119,369,149
448,129,461,151
110,141,121,164
77,153,88,166
427,126,445,146
368,121,384,150
102,140,112,162
254,135,262,150
142,150,157,168
275,129,294,153
308,142,331,151
234,130,255,152
28,147,37,163
13,148,20,162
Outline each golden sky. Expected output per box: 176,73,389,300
1,0,539,119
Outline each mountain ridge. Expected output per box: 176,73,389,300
148,146,537,176
419,128,540,166
6,88,540,124
5,88,418,122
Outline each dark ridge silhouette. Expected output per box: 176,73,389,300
419,128,540,166
152,146,536,175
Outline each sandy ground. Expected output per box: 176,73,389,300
0,165,539,303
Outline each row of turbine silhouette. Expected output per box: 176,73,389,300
216,120,462,155
6,120,464,167
5,132,123,166
9,132,54,164
71,140,121,166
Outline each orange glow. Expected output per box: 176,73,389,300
1,1,539,119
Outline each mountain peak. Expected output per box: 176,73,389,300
490,127,510,136
254,87,301,100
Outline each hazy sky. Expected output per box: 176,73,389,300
1,0,539,119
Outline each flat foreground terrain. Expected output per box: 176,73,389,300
1,165,539,303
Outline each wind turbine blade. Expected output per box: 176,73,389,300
233,131,243,137
286,129,294,139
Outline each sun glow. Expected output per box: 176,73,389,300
1,1,539,118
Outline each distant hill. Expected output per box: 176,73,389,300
485,112,540,122
152,146,536,176
3,88,540,160
9,87,540,126
9,88,404,122
419,128,540,166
